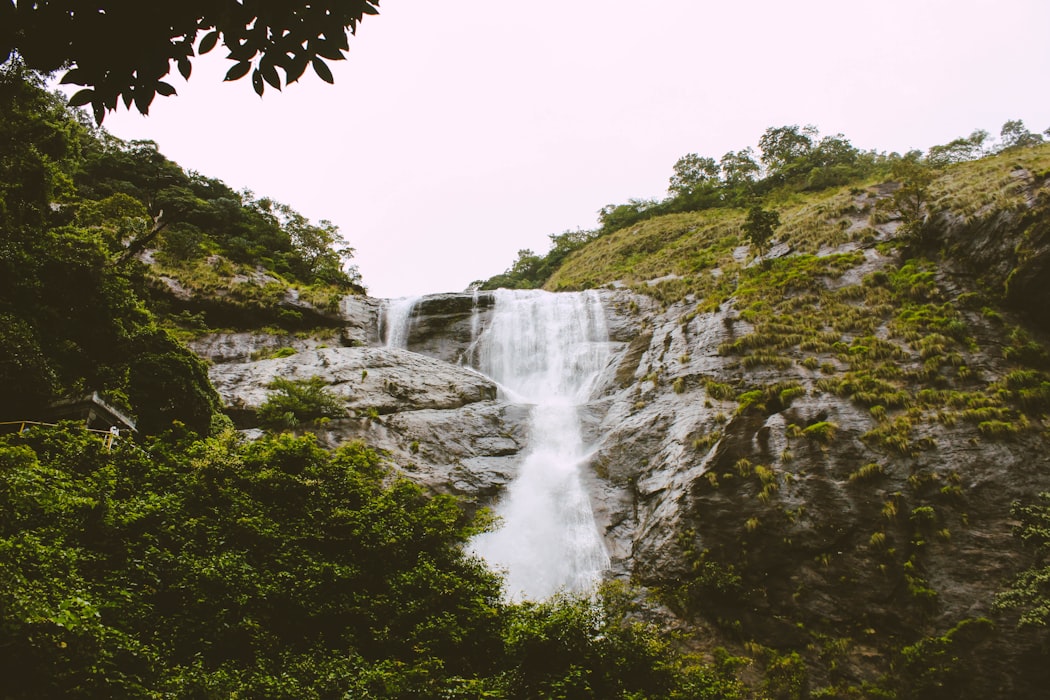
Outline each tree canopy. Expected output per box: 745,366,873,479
0,0,381,122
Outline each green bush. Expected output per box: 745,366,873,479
257,376,346,428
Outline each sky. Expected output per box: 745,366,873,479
82,0,1050,299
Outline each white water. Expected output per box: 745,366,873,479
469,289,611,600
383,296,420,348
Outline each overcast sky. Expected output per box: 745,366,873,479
88,0,1050,299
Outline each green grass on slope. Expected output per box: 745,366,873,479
544,183,884,301
929,142,1050,223
544,145,1050,304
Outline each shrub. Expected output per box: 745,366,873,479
849,462,885,482
258,376,346,428
803,421,837,443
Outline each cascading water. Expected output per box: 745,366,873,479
468,289,611,600
383,296,420,348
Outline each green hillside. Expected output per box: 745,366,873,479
483,127,1050,318
545,144,1050,323
0,66,364,432
4,58,1050,697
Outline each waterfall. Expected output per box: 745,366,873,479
469,289,611,600
461,288,484,367
383,296,420,348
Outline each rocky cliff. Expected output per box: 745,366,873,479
188,152,1050,697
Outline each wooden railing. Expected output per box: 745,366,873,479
0,420,125,450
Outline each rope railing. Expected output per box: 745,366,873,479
0,420,125,450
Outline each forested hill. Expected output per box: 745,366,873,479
0,66,362,433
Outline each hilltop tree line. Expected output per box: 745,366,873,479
481,119,1049,290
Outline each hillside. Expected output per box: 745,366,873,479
522,143,1050,695
4,58,1050,697
545,143,1050,302
188,142,1050,696
0,66,364,433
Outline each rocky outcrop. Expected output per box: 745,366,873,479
209,347,496,416
932,164,1050,330
186,331,337,364
148,267,356,331
340,294,384,346
201,338,529,499
578,250,1050,694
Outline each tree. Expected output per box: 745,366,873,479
597,198,659,232
999,119,1044,151
758,125,817,177
890,152,935,249
720,148,761,187
275,203,361,288
743,206,780,258
808,133,858,169
927,129,988,167
0,1,381,123
668,153,719,197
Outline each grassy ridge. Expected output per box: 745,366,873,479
544,144,1050,303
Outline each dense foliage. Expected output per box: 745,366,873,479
1,0,381,123
0,426,500,696
0,67,218,431
475,229,601,290
995,492,1050,627
0,424,745,698
0,66,361,430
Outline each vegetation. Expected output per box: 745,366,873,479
475,228,601,290
1,1,381,122
483,118,1049,294
0,423,756,698
0,66,362,430
0,425,498,696
257,376,347,429
995,492,1050,627
743,205,781,258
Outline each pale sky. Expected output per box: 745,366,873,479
82,0,1050,298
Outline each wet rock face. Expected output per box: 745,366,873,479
340,295,384,346
933,167,1050,330
388,292,495,365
